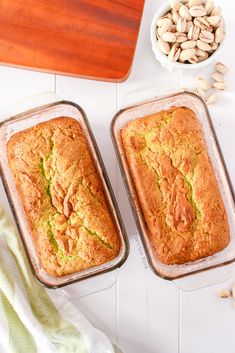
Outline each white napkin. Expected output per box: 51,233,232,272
0,205,123,353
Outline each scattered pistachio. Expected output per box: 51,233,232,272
215,61,229,74
218,289,231,299
195,87,206,98
232,284,235,299
205,94,218,105
213,82,227,91
197,76,211,90
212,71,224,82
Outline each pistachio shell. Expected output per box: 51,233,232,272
162,31,177,42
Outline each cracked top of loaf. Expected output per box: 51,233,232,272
7,117,120,277
121,106,229,265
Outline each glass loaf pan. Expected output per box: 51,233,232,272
111,91,235,280
0,101,129,288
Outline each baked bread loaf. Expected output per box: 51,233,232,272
121,106,229,265
7,117,120,276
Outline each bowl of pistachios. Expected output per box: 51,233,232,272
151,0,226,71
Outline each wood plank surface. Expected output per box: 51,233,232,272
0,0,145,81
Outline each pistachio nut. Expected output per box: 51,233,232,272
168,44,181,61
189,6,207,17
162,31,177,42
197,39,211,51
197,76,211,90
179,48,196,61
194,16,210,30
157,38,171,54
213,82,226,91
186,21,194,32
211,6,221,16
218,289,230,298
177,17,187,32
207,15,221,27
210,42,218,51
195,87,206,98
181,40,197,49
197,52,209,62
199,30,214,43
195,48,207,56
157,17,171,27
215,62,229,74
205,94,218,105
188,55,198,63
188,25,200,40
171,0,182,11
179,5,192,20
172,10,180,24
212,71,224,82
205,0,214,15
215,27,225,43
175,32,188,43
232,284,235,299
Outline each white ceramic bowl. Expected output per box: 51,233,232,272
150,0,226,71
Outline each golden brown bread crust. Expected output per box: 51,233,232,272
7,117,120,276
121,107,230,265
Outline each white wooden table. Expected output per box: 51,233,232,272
1,1,235,352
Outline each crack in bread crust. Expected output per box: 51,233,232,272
121,107,230,265
7,117,120,277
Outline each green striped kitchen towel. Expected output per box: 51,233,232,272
0,205,123,353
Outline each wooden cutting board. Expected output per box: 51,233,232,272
0,0,145,82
